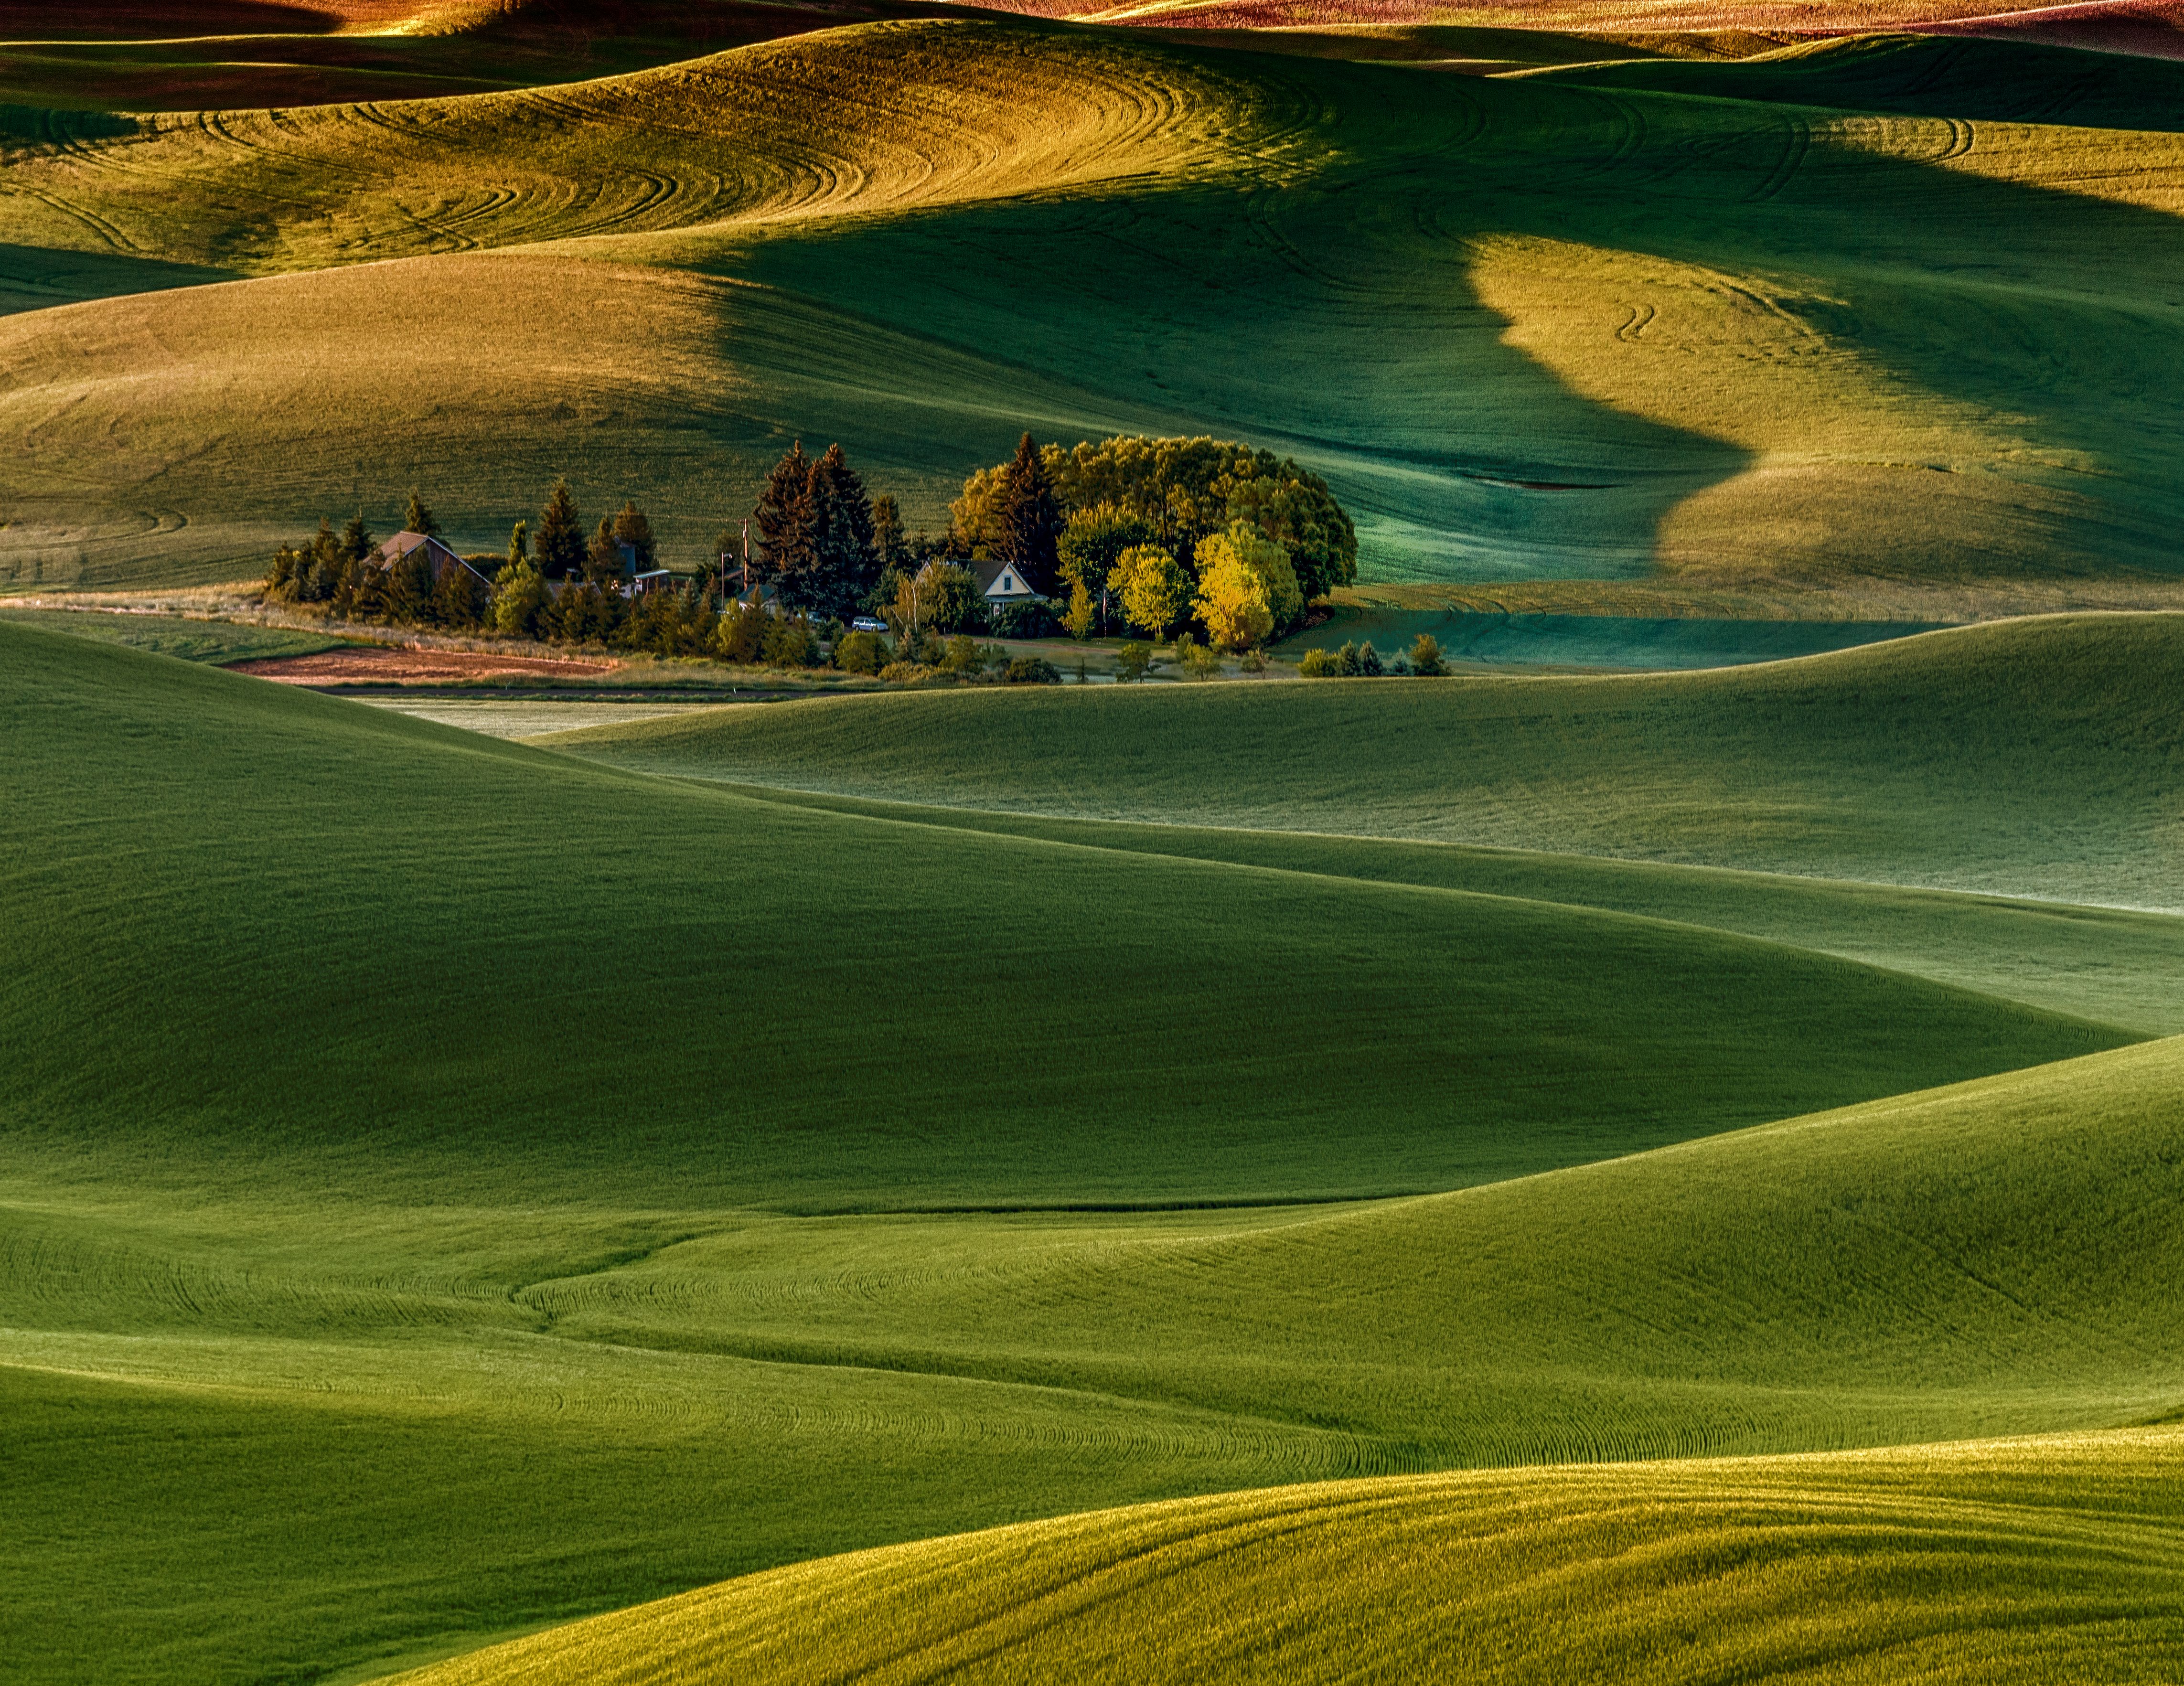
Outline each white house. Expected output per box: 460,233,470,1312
976,559,1041,612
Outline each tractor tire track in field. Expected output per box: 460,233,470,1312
1745,114,1812,203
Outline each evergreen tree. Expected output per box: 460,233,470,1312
992,432,1063,593
797,443,877,619
431,559,486,630
871,493,904,571
584,515,625,585
339,510,376,564
535,478,585,580
752,441,814,586
402,490,441,537
612,500,657,572
507,520,529,567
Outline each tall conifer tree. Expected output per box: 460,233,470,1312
535,478,584,579
753,441,814,586
612,500,657,571
402,490,441,537
994,432,1063,593
802,443,877,618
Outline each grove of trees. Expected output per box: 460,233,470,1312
952,433,1356,650
257,429,1366,671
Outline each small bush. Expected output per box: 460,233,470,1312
714,601,767,664
763,614,818,668
994,600,1063,639
939,634,987,675
1115,641,1153,683
834,629,889,675
1002,655,1062,685
1177,637,1223,680
1240,647,1268,673
877,661,924,683
1298,647,1339,677
1410,633,1447,676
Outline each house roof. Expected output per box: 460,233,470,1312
374,530,457,566
974,559,1036,599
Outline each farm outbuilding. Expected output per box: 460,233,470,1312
375,531,489,587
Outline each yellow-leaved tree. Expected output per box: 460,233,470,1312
1112,544,1190,638
1193,522,1301,650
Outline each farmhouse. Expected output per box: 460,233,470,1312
976,558,1040,612
375,531,491,588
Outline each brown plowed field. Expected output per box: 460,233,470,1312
230,647,615,684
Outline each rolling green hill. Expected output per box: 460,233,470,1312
9,959,2182,1678
553,613,2184,908
397,1427,2184,1686
7,622,2183,1681
12,7,2184,1682
9,19,2184,598
3,615,2120,1206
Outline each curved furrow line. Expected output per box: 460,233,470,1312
1745,111,1814,203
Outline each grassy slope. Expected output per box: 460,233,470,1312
400,1429,2184,1686
7,22,2184,594
15,1035,2184,1681
552,614,2184,909
706,785,2184,1035
0,605,345,661
2,616,2119,1206
1,618,2173,1681
1278,603,1949,666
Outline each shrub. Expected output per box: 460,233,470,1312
1002,656,1061,684
1240,647,1268,673
834,629,889,674
1175,635,1223,679
1410,633,1447,676
1298,647,1339,677
993,599,1062,640
713,600,767,664
877,661,925,683
1115,641,1153,683
548,580,622,646
431,561,489,630
763,614,819,668
939,634,988,675
896,561,987,635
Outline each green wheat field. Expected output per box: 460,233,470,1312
8,0,2184,1680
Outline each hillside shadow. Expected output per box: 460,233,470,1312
679,23,2184,584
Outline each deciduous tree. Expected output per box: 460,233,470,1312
1193,521,1302,650
1111,544,1189,638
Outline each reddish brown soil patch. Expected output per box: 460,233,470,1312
231,647,616,684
